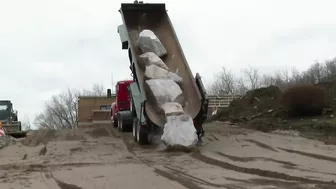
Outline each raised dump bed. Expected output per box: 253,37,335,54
117,2,209,144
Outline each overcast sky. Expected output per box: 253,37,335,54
1,0,336,124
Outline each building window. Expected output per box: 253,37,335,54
100,105,111,110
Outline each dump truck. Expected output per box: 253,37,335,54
116,1,209,145
0,100,26,138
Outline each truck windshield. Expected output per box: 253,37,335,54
0,105,7,110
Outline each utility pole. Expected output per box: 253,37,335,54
111,72,114,93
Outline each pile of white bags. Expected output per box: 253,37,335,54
137,29,198,149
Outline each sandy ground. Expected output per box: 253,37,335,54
0,122,336,189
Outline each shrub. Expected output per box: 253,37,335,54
281,84,329,117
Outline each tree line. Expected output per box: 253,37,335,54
31,84,106,130
208,57,336,95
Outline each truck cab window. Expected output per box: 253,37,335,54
0,105,7,110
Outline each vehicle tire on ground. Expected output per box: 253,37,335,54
136,122,152,145
113,116,118,128
118,114,129,132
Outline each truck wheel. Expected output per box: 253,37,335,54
118,114,128,132
113,116,118,128
132,117,138,142
136,123,152,145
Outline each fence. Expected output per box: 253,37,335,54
208,95,240,109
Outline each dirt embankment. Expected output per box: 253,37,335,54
211,84,336,144
211,85,283,123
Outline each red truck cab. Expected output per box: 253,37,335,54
112,80,134,129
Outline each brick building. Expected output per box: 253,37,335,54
77,95,116,126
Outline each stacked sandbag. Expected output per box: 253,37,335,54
137,29,198,149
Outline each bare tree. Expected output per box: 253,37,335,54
260,74,276,87
309,62,323,83
34,84,106,130
80,84,106,96
290,67,302,84
235,78,248,95
209,56,336,97
281,67,290,83
236,78,248,93
209,81,224,95
210,67,238,95
324,59,336,80
240,66,260,90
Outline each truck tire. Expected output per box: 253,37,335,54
132,117,138,142
118,114,128,132
113,116,118,128
136,122,152,145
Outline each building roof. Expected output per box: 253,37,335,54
78,95,116,99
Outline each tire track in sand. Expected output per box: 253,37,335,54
115,127,336,188
42,172,82,189
216,151,336,177
190,151,335,185
243,139,278,152
278,147,336,163
116,130,228,189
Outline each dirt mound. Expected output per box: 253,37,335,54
224,86,282,121
209,85,336,139
281,84,330,117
